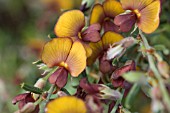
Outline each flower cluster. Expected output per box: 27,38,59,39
12,0,170,113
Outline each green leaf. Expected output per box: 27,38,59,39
122,71,146,84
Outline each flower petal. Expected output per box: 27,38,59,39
82,43,93,58
66,41,86,77
120,0,154,10
49,68,68,88
102,31,124,49
90,4,105,25
103,0,124,18
41,38,72,68
46,96,87,113
114,13,137,32
138,0,160,34
87,40,103,65
54,10,85,37
103,20,121,33
82,23,101,42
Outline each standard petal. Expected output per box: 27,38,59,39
138,0,160,34
54,10,85,37
90,4,105,25
66,41,86,77
41,38,72,68
46,96,87,113
102,31,124,49
120,0,154,10
87,40,103,65
103,0,124,18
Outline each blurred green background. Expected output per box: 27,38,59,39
0,0,169,113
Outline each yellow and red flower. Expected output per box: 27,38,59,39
90,0,124,32
114,0,161,33
54,10,101,57
41,38,86,88
46,96,87,113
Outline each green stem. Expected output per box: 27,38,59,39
46,84,56,102
39,84,56,113
139,30,170,111
111,89,125,113
125,83,140,109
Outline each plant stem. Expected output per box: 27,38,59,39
46,84,55,102
111,89,125,113
139,30,170,111
39,84,56,113
125,83,140,109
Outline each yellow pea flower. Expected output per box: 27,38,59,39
41,38,86,77
114,0,161,34
54,10,101,57
46,96,87,113
90,0,124,32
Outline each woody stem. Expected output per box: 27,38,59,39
139,30,170,111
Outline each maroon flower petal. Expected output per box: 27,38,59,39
99,55,112,74
103,20,120,33
80,78,100,94
114,13,137,32
12,93,30,105
82,23,101,42
49,68,68,88
111,60,136,79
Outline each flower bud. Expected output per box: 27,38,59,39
33,78,46,100
157,61,169,79
34,78,46,89
98,84,121,100
14,102,35,113
106,44,124,60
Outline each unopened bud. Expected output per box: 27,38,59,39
14,102,35,113
98,84,121,100
34,78,46,89
33,78,46,100
157,61,169,79
106,44,124,60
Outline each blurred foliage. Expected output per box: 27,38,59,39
0,0,170,112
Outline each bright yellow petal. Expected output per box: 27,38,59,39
90,4,105,25
46,96,87,113
102,31,124,49
138,0,160,34
83,43,92,58
66,41,86,77
120,0,154,10
103,0,124,18
87,41,103,65
54,10,85,37
41,38,72,68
